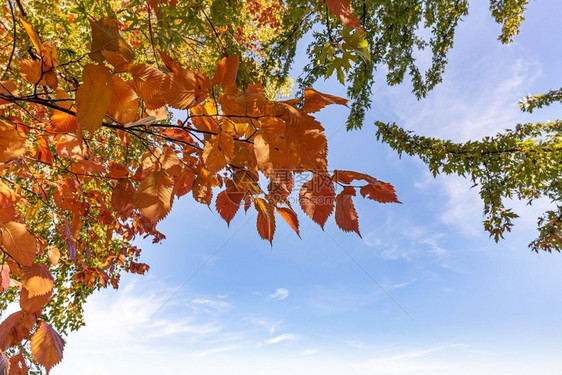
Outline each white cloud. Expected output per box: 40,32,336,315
363,225,451,268
299,348,318,356
269,288,289,301
266,333,300,344
191,298,232,313
189,345,240,358
396,56,550,240
389,57,543,142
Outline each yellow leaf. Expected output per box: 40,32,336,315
30,322,65,373
76,64,114,132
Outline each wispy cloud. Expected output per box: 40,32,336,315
299,348,318,356
191,298,232,313
363,226,451,267
266,333,300,344
269,288,289,301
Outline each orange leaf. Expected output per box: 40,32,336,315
20,17,42,54
106,161,130,179
55,134,85,161
213,56,239,96
158,146,182,178
215,188,243,226
299,175,335,229
253,117,286,173
192,167,217,205
17,60,43,86
302,87,349,113
0,265,9,292
20,286,52,313
333,170,400,203
0,180,18,209
268,170,294,204
46,247,60,266
133,170,174,225
21,263,54,298
190,101,220,133
254,198,275,244
0,80,18,106
0,206,16,223
335,186,360,236
360,182,400,204
102,50,132,73
325,0,361,29
284,114,327,170
0,120,26,163
111,180,135,216
30,322,65,373
173,168,196,197
146,105,168,120
276,206,300,237
107,76,139,124
163,68,211,110
89,17,135,63
157,49,181,73
148,0,160,13
35,137,53,165
8,353,28,375
130,64,166,109
202,131,234,174
76,64,114,132
0,222,37,267
0,310,36,350
50,90,77,133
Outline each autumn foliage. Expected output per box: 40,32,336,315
0,5,398,372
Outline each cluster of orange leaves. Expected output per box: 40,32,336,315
0,10,394,373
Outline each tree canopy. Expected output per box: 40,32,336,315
0,0,560,373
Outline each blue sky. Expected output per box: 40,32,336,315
51,1,562,373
